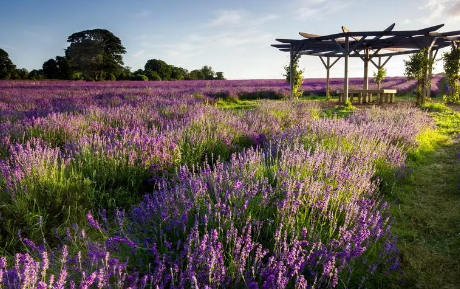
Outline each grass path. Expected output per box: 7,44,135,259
389,104,460,288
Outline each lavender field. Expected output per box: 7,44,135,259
0,80,435,288
0,75,445,101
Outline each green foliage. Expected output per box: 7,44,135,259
215,71,225,80
42,57,70,80
28,69,45,80
0,48,16,79
42,58,59,79
144,59,172,80
283,56,304,98
373,67,387,89
404,49,433,105
131,74,148,81
145,70,162,81
188,69,205,80
442,45,460,103
106,73,117,81
170,66,187,80
116,66,133,80
343,99,355,110
65,29,126,81
10,68,29,80
200,65,215,80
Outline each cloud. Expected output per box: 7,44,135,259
137,28,273,62
205,9,279,27
401,19,411,25
295,0,354,19
206,10,244,27
133,50,145,58
420,0,460,24
135,9,150,18
448,1,460,16
250,14,280,25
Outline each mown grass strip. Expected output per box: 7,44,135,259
388,103,460,288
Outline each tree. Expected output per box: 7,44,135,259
373,67,387,89
215,72,225,80
144,59,172,80
43,56,70,79
65,29,126,81
145,70,161,81
115,66,133,80
284,56,304,98
200,65,215,80
188,69,205,80
170,66,188,80
12,68,28,80
28,69,45,80
55,56,71,79
404,49,433,105
0,48,16,79
442,45,460,103
43,58,59,79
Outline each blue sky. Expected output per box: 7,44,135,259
1,0,459,79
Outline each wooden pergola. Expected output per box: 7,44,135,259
271,24,460,103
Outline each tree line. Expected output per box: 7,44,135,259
0,29,225,81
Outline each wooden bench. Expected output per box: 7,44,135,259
336,89,397,104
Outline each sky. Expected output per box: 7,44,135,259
1,0,460,80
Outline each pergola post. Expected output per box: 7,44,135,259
343,35,349,104
326,57,331,100
363,47,370,103
427,49,435,99
421,38,430,105
320,56,340,101
290,45,294,100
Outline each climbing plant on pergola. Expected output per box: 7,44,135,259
271,24,460,104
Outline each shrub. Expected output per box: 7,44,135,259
131,74,148,81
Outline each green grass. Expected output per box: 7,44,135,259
387,102,460,288
215,98,257,110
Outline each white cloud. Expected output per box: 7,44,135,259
205,9,279,28
419,0,459,24
206,10,244,27
133,50,145,58
401,19,411,25
448,1,460,16
250,14,280,25
295,0,354,19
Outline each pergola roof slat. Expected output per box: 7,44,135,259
274,25,455,56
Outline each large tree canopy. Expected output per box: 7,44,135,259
65,29,126,81
0,48,16,79
144,59,172,80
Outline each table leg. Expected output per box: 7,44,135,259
379,93,383,104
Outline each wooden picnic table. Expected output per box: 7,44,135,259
336,89,397,104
